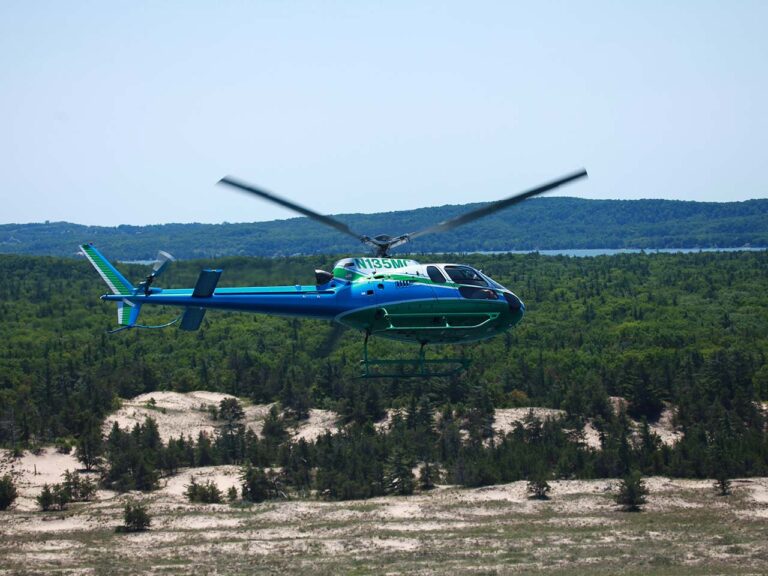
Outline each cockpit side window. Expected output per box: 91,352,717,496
444,266,488,286
427,265,447,283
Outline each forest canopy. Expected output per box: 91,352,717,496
0,251,767,490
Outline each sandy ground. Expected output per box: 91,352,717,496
648,404,682,446
491,401,680,450
104,392,338,443
492,408,567,436
581,421,602,449
107,390,683,452
0,396,724,574
374,408,404,432
0,448,112,513
2,468,768,575
295,409,339,443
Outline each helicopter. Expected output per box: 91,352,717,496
81,169,587,377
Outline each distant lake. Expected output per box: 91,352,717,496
477,247,768,258
121,246,768,263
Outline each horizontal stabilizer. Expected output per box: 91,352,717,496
192,269,222,298
180,307,206,331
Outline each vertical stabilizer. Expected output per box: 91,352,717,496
79,243,135,296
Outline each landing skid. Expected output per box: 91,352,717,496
359,333,470,379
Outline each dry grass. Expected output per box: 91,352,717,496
2,473,768,575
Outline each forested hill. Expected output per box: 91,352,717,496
1,196,767,260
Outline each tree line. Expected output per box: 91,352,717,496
1,197,767,259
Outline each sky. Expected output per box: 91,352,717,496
0,1,766,226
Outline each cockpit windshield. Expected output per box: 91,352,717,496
479,271,505,290
444,266,488,287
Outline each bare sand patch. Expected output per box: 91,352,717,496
18,539,86,552
453,481,530,503
609,396,629,413
492,408,566,436
643,477,711,493
382,520,471,532
744,477,768,503
0,448,101,512
649,405,682,446
546,515,620,528
2,448,82,489
359,536,420,552
104,392,339,444
374,408,404,432
159,465,242,499
581,421,602,449
294,409,339,442
378,499,422,519
14,514,100,533
167,515,244,530
103,391,273,442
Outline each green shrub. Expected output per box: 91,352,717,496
241,465,284,503
37,484,54,511
0,475,18,511
185,477,223,504
55,437,75,454
62,470,97,502
119,501,151,532
527,469,551,500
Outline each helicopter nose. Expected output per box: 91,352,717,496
504,292,523,313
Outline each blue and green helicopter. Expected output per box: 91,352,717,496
82,169,587,376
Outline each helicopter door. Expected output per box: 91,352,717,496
427,265,447,284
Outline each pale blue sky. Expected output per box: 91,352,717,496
1,1,766,226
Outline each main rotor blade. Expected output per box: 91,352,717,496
408,169,588,240
218,176,366,242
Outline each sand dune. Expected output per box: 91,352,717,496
103,391,338,443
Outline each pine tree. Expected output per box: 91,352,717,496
76,419,103,472
385,448,414,496
616,469,648,512
219,398,245,430
241,465,273,503
196,431,215,467
418,461,440,491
